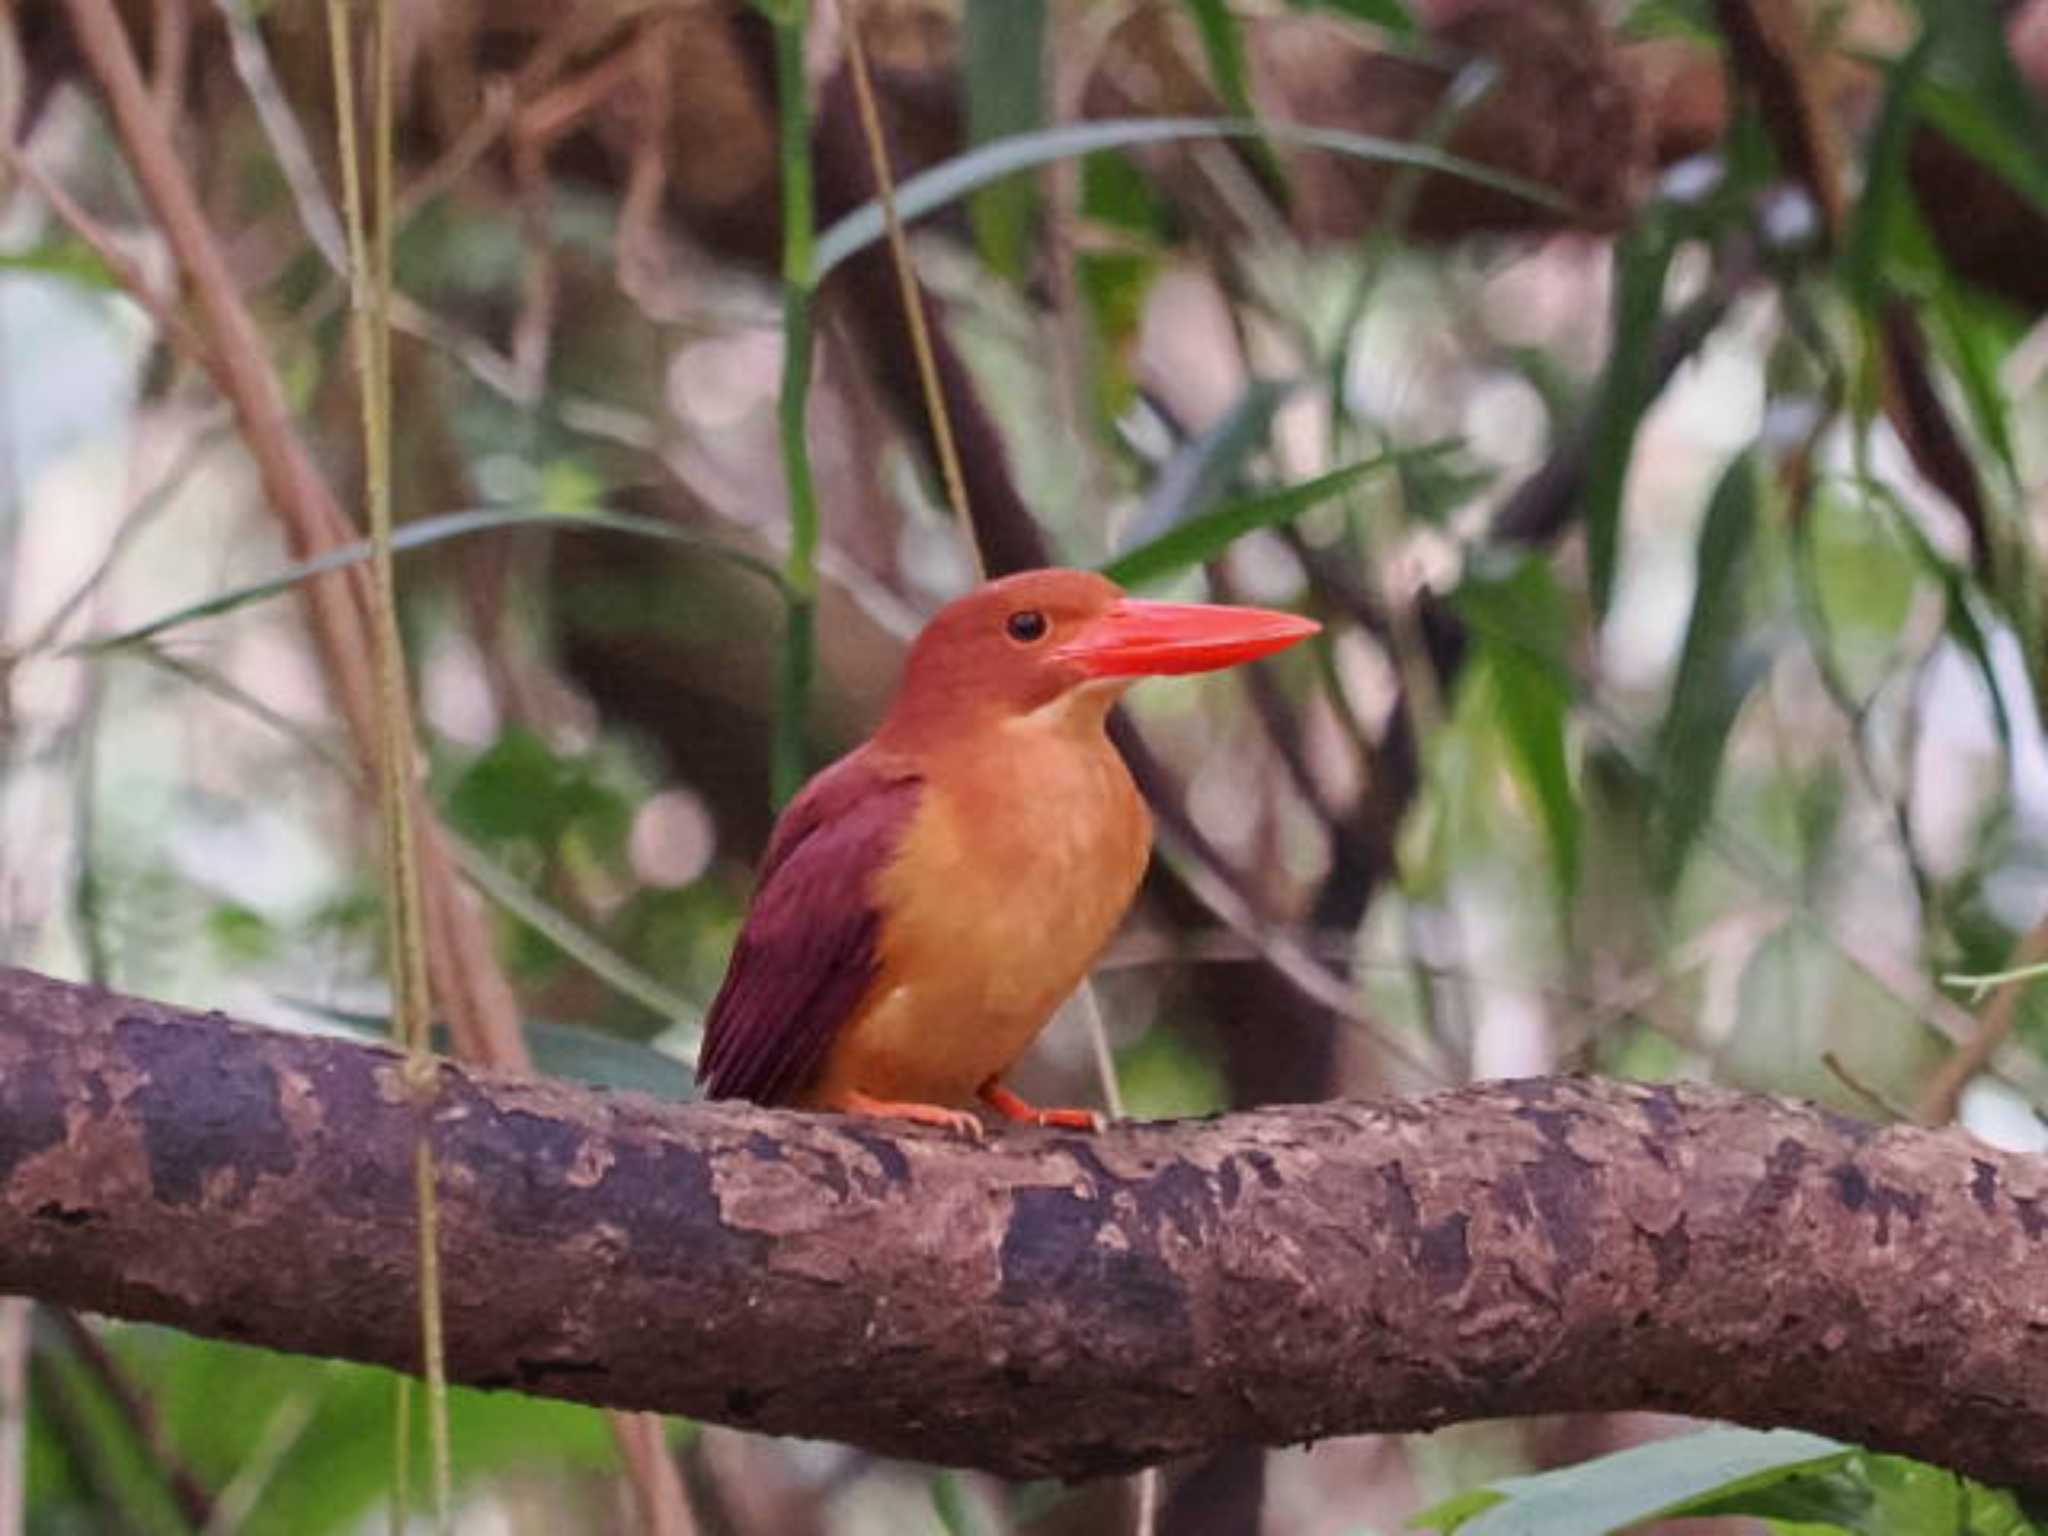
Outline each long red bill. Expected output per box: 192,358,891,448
1055,597,1321,678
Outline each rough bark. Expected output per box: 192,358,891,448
2,965,2047,1489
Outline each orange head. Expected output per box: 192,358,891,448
876,568,1320,744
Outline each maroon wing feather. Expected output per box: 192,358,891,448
696,752,923,1105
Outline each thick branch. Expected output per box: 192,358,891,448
2,966,2046,1488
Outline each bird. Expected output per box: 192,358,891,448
697,567,1319,1134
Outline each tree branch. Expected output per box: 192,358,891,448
2,964,2046,1489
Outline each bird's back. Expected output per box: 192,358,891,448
696,749,923,1105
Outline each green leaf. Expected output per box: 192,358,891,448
1180,0,1287,199
1285,0,1416,34
141,1334,622,1534
1682,1467,1876,1531
1928,267,2022,480
1620,0,1718,43
1009,1481,1078,1524
0,236,122,289
1083,148,1175,235
448,728,569,842
964,0,1046,281
931,1470,990,1536
1458,556,1579,900
814,117,1569,278
1858,474,2013,749
206,901,280,966
1909,5,2048,221
1410,1486,1506,1532
1185,0,1257,120
1444,1427,1852,1536
1078,248,1161,416
75,506,785,654
33,1346,188,1534
1583,219,1679,621
1838,49,2023,481
1114,1022,1227,1118
1102,446,1437,588
1855,1455,1970,1536
1651,452,1766,894
1955,1474,2044,1536
1841,30,1938,312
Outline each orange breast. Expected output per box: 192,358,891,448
799,710,1150,1108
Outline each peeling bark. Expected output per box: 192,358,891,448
2,965,2047,1487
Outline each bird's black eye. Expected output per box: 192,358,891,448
1005,609,1049,644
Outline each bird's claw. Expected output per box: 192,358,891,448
979,1081,1106,1133
834,1091,984,1140
1031,1106,1106,1132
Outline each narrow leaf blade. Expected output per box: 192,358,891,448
815,117,1568,279
964,0,1047,281
1583,222,1678,621
1457,1428,1851,1536
1457,557,1579,900
1103,448,1435,588
1650,452,1765,894
1911,5,2048,220
77,507,784,654
1840,30,1938,312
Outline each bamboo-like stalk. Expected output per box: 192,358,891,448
322,1,453,1525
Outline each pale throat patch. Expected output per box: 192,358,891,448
1009,676,1137,735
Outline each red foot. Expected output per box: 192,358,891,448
978,1080,1104,1132
829,1090,983,1140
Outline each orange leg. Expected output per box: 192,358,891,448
827,1089,983,1140
978,1079,1104,1133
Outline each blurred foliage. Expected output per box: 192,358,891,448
1415,1427,2042,1535
7,0,2048,1529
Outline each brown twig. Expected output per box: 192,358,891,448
1,147,211,366
51,1313,215,1532
1916,914,2048,1125
149,0,191,126
26,1351,146,1536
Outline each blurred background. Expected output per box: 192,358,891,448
3,0,2048,1530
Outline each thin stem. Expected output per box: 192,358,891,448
1918,911,2048,1125
391,1375,411,1536
325,0,452,1525
1071,980,1125,1120
836,0,982,577
51,1313,215,1531
772,1,820,809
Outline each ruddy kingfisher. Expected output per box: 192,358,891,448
698,567,1319,1133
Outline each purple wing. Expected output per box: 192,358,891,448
696,753,923,1106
